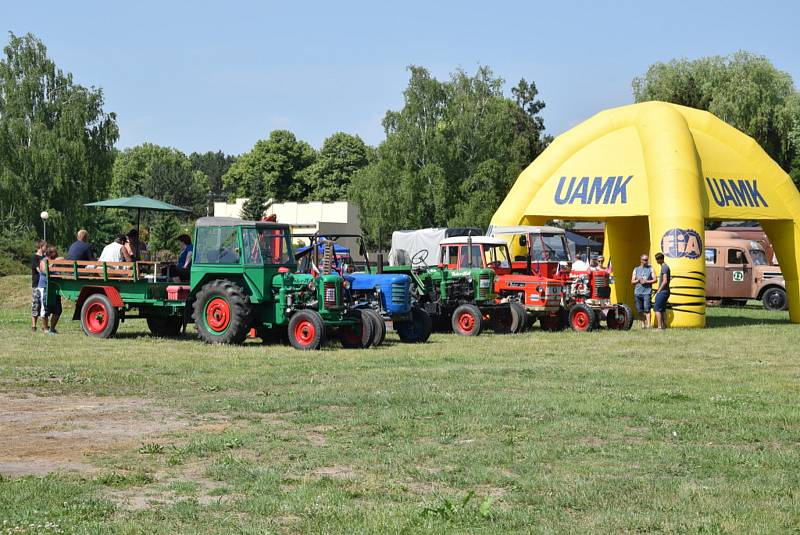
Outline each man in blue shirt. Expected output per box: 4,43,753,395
653,252,671,330
630,254,657,328
65,229,95,261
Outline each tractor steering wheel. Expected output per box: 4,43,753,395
411,249,429,267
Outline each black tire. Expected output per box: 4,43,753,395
339,309,374,348
147,316,183,337
569,303,596,332
509,302,527,333
762,287,788,311
540,310,567,332
288,310,325,350
80,293,119,339
606,303,634,330
258,325,289,345
193,279,252,345
397,307,432,343
451,304,482,336
363,308,386,347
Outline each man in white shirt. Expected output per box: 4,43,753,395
99,234,132,263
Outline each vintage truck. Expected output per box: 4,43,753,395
45,217,371,350
705,230,788,310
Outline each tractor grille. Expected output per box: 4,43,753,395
323,282,338,307
391,282,408,305
594,273,609,287
478,275,491,299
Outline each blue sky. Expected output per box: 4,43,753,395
4,0,798,154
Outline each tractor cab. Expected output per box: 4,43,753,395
487,225,571,279
438,236,513,274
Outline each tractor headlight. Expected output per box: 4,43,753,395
342,280,351,290
536,285,544,294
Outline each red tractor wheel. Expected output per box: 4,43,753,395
451,304,482,336
80,293,120,338
288,310,325,350
606,304,634,330
569,303,596,332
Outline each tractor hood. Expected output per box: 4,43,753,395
346,272,411,291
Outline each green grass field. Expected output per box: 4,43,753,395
0,275,798,534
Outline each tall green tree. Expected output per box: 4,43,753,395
0,32,118,247
111,143,208,228
189,150,237,203
222,130,316,202
632,52,800,180
304,132,370,201
350,65,549,245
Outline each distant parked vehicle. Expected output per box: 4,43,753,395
705,231,788,311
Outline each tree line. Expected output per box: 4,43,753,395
2,32,800,273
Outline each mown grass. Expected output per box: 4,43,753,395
0,274,798,533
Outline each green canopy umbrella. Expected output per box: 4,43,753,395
85,194,191,238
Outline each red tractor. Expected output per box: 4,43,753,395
487,225,634,332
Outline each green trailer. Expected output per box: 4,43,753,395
46,217,371,350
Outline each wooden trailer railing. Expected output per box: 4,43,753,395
47,259,166,283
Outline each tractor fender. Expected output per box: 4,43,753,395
72,286,124,320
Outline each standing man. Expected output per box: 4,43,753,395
653,252,671,330
631,254,657,328
31,239,47,333
66,229,95,261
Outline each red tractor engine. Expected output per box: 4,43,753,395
566,268,633,332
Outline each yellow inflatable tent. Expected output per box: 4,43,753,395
491,101,800,327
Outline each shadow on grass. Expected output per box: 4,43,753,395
705,314,791,328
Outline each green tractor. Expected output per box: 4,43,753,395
384,228,518,336
46,217,371,350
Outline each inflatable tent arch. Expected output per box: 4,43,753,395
491,101,800,327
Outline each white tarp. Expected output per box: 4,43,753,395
389,228,447,265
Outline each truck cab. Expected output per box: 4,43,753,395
704,233,787,310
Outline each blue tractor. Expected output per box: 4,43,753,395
294,233,432,345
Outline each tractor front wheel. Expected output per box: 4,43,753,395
338,309,374,349
80,293,120,338
606,304,634,330
362,308,386,347
193,280,252,345
397,307,432,343
569,303,596,332
509,302,527,333
452,304,482,336
288,310,325,350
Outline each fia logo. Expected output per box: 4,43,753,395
661,229,702,260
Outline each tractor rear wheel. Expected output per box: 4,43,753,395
569,303,596,332
397,307,432,343
147,316,183,337
81,293,120,338
362,308,386,347
288,310,325,350
193,280,251,344
339,309,374,348
452,304,482,336
606,304,634,330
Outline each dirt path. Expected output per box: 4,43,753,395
0,393,187,477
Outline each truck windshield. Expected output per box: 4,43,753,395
242,228,292,265
749,249,768,266
531,234,571,261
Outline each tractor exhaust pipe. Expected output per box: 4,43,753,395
376,253,384,273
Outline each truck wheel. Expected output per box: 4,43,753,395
762,287,788,311
147,316,183,337
339,309,374,348
81,293,120,338
569,303,596,332
397,307,432,343
452,304,482,336
606,304,634,330
362,308,386,347
194,280,251,344
288,310,325,350
509,302,527,333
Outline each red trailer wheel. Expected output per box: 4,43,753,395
80,293,120,338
